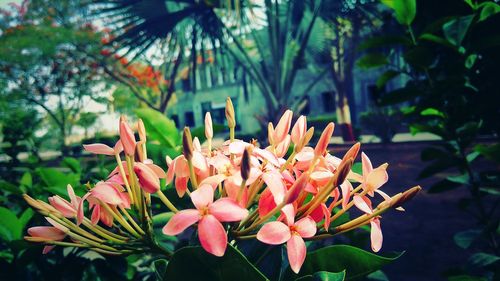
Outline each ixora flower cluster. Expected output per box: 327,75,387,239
24,97,420,274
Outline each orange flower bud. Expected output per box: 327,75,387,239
182,127,194,161
119,118,136,156
314,122,335,157
134,162,160,193
225,97,236,128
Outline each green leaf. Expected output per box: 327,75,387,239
154,259,168,280
465,54,477,69
419,33,456,49
0,180,23,195
164,244,268,281
466,151,480,163
468,252,500,268
376,70,400,89
379,86,420,105
474,144,500,163
19,208,34,229
446,174,469,185
382,0,417,25
135,108,180,148
454,229,481,249
404,46,434,69
443,16,474,46
357,36,411,51
356,54,388,69
420,108,445,118
448,275,486,281
479,2,500,22
351,163,362,175
290,245,403,280
20,172,32,189
479,188,500,196
427,179,461,194
36,167,80,196
62,157,81,174
366,270,389,281
0,207,21,242
295,271,346,281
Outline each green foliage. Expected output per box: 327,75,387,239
359,108,403,143
289,245,402,280
382,0,416,26
295,271,346,281
160,244,268,281
135,108,180,148
355,53,388,69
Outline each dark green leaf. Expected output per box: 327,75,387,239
427,179,461,193
295,271,346,281
0,180,23,195
380,86,420,105
404,46,434,69
479,2,500,22
290,245,402,280
164,244,268,281
154,259,168,280
474,144,500,163
443,16,474,46
0,207,21,242
36,168,81,196
453,229,481,249
382,0,416,25
62,157,81,174
468,252,500,267
419,159,457,179
376,70,400,89
420,146,452,162
356,54,388,69
135,108,180,148
366,270,389,281
447,174,469,185
419,33,456,49
420,108,445,118
448,275,486,281
479,188,500,196
19,208,34,230
20,172,32,189
357,36,411,51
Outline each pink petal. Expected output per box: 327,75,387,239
314,122,334,157
190,184,214,209
91,205,100,225
91,183,123,205
262,171,286,205
281,204,295,226
162,209,200,235
45,217,68,232
340,181,353,210
274,110,293,144
146,163,167,178
321,204,331,231
275,135,291,158
83,143,114,155
353,195,373,214
192,151,208,172
205,112,213,139
113,140,123,154
28,226,66,240
199,174,227,189
48,196,75,218
291,115,306,145
256,221,291,245
100,208,114,227
175,177,188,197
258,189,276,218
134,162,160,193
120,120,136,156
287,234,307,274
295,216,317,238
67,184,79,207
370,218,383,252
361,152,373,176
209,198,249,222
254,148,280,167
42,245,56,254
366,167,388,192
198,215,227,257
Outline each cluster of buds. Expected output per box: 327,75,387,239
25,97,420,273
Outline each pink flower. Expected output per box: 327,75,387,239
134,162,161,193
352,195,383,252
291,115,307,145
48,184,82,221
257,205,316,273
274,110,293,144
162,184,248,256
361,152,388,197
205,112,213,139
120,120,136,155
83,140,123,156
314,122,334,157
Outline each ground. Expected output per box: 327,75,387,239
332,142,473,281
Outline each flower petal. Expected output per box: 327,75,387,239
287,234,307,274
366,167,388,192
340,180,353,210
191,184,214,209
257,221,291,245
28,226,66,240
353,195,373,214
361,152,373,176
210,198,248,222
291,115,306,145
91,183,123,205
198,215,227,257
295,216,317,238
262,171,286,205
281,204,295,226
83,143,114,155
370,218,383,252
162,209,200,235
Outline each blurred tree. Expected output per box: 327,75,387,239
76,112,99,139
0,1,111,155
92,0,327,127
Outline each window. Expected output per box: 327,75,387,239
171,115,179,127
185,111,195,127
321,91,335,112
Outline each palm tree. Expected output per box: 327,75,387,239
91,0,326,125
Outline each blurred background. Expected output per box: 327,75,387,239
0,0,499,280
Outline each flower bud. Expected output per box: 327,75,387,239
182,127,194,161
285,172,309,204
291,115,307,145
274,110,292,144
225,97,236,128
392,186,421,208
334,158,354,187
119,119,136,156
342,142,360,162
268,123,275,145
134,162,161,193
241,148,251,181
295,127,315,152
137,119,146,142
314,122,334,157
205,112,213,139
